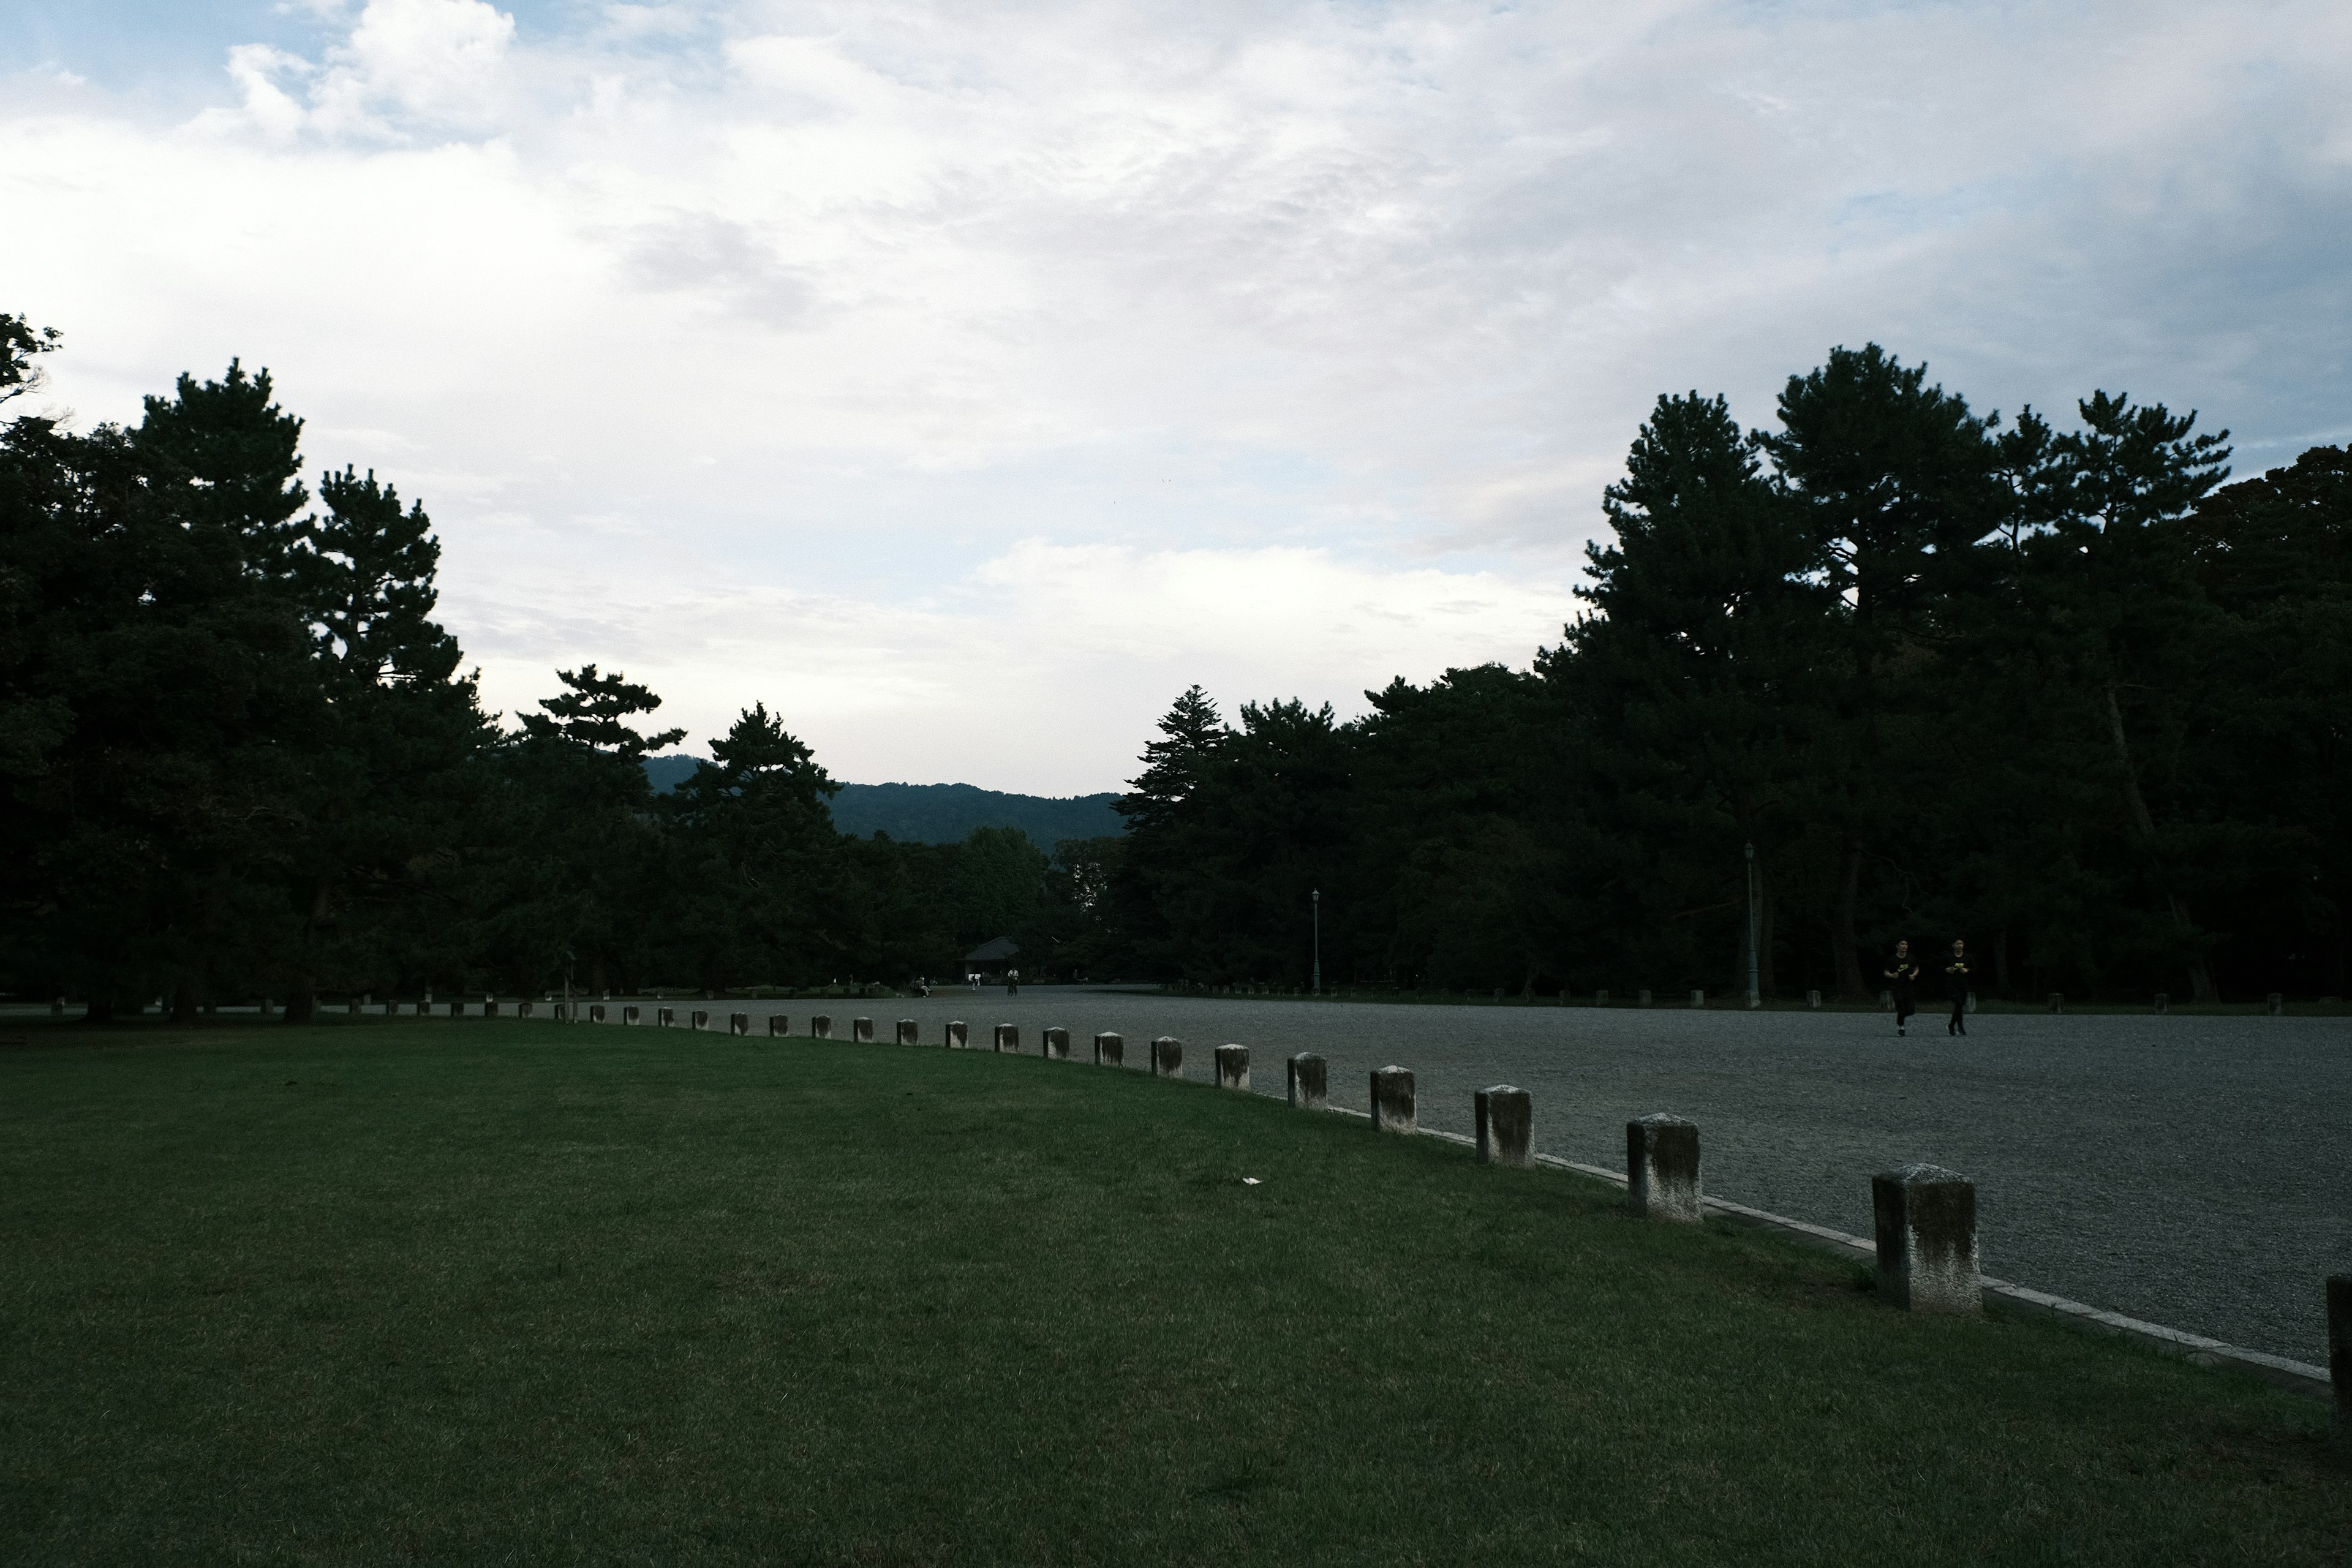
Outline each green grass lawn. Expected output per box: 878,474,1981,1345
1,1020,2342,1566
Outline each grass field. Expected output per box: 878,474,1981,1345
1,1019,2343,1565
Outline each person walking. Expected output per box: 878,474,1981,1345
1883,940,1920,1036
1942,938,1975,1036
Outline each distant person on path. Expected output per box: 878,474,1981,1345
1007,968,1020,997
1943,938,1974,1036
1883,940,1920,1036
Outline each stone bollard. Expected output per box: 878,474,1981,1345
1287,1052,1327,1110
853,1017,874,1042
1626,1114,1702,1223
624,1005,640,1025
1043,1026,1070,1060
657,1007,674,1027
811,1014,832,1039
516,1001,533,1019
589,1004,606,1023
1807,990,1822,1009
1152,1036,1183,1079
2048,992,2064,1013
1871,1164,1980,1314
1689,989,1705,1008
416,1000,431,1016
1594,989,1608,1006
993,1023,1019,1053
1476,1085,1532,1167
1371,1066,1415,1133
2154,993,2169,1014
946,1020,968,1049
1093,1031,1123,1066
768,1014,789,1038
731,1012,750,1036
1637,989,1652,1007
347,997,360,1015
896,1019,919,1046
2268,992,2284,1016
2328,1275,2350,1440
1215,1044,1249,1090
691,1009,709,1031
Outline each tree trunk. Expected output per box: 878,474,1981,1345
171,974,199,1026
2104,686,2215,1002
1832,840,1868,998
1760,862,1777,997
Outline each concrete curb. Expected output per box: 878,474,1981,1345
1400,1129,2334,1401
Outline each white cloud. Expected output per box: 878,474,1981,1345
7,0,2351,787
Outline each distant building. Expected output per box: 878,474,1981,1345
963,937,1019,978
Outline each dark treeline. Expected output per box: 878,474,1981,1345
0,318,1076,1014
6,318,2346,1010
1093,347,2351,1003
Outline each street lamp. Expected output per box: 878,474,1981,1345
1312,889,1322,997
1744,843,1761,1009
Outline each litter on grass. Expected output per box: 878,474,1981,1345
1242,1177,1261,1186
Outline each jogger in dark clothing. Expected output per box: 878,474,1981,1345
1883,940,1920,1035
1942,938,1974,1036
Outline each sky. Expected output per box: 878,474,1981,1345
6,1,2349,794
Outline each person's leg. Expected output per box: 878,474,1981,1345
1949,997,1965,1035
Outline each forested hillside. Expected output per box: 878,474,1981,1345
642,761,1123,850
4,314,2343,1007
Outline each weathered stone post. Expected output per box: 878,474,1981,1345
2268,992,2284,1016
1626,1114,1701,1223
946,1020,968,1049
691,1009,709,1031
1370,1066,1415,1134
768,1014,790,1037
1093,1031,1123,1066
1871,1164,1980,1314
516,1000,533,1019
1152,1036,1183,1079
896,1019,919,1046
993,1023,1019,1052
449,1000,464,1018
853,1017,875,1042
2048,992,2064,1013
384,998,399,1016
2328,1275,2350,1440
1215,1044,1249,1090
731,1012,750,1036
589,1004,606,1023
1286,1052,1326,1109
657,1006,674,1027
1476,1085,1532,1166
2154,992,2169,1014
623,1005,639,1025
1688,989,1705,1008
1043,1026,1071,1060
811,1014,832,1039
1807,990,1822,1008
1637,989,1652,1007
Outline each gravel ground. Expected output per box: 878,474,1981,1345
810,989,2350,1366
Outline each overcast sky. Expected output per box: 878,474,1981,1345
6,1,2348,794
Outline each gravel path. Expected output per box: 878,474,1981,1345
825,990,2350,1365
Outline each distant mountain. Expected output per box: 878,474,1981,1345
641,757,1123,850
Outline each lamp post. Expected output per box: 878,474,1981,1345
1312,889,1322,996
1744,842,1761,1009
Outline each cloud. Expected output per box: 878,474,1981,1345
7,1,2350,786
447,538,1577,794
